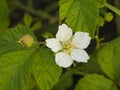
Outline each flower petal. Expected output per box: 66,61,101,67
55,52,73,68
46,38,62,52
71,49,89,62
72,32,91,49
56,23,72,42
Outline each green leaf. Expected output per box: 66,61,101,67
75,74,118,90
0,50,35,90
59,0,106,38
52,71,73,90
0,25,37,56
97,36,120,86
24,13,33,27
42,32,54,39
31,22,42,31
0,0,9,35
80,52,102,74
33,48,62,90
93,0,106,8
0,24,61,90
0,24,38,90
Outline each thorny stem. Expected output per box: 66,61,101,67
105,3,120,16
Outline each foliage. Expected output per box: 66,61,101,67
75,74,117,90
0,0,120,90
0,0,9,35
59,0,106,38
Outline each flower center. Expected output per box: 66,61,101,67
62,41,74,54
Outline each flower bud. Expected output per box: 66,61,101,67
97,16,105,27
104,12,113,22
19,35,34,47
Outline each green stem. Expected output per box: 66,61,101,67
73,62,76,67
39,42,46,45
67,68,88,76
74,71,88,76
27,0,33,7
45,2,58,13
73,69,88,76
12,1,56,23
105,3,120,16
114,0,120,34
95,26,100,49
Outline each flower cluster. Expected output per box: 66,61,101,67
46,24,91,68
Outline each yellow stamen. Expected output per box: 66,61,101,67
62,41,74,54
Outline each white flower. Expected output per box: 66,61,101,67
46,23,91,68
